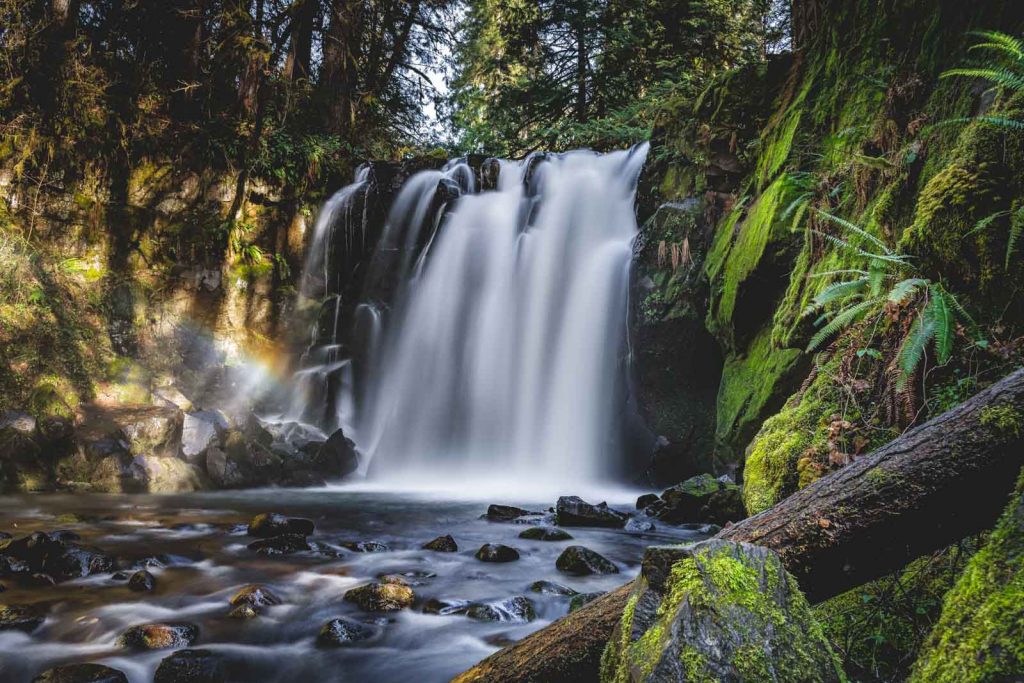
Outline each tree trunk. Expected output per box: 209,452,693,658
454,367,1024,683
573,1,588,123
322,0,362,136
284,0,316,83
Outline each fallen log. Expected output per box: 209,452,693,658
454,367,1024,683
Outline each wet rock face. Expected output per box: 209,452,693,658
465,596,536,623
317,618,377,647
475,544,520,562
181,411,228,463
344,582,415,612
518,526,573,541
603,539,842,683
555,545,619,576
646,473,745,525
0,603,45,632
154,649,226,683
31,663,129,683
247,513,315,538
118,622,199,650
422,534,458,552
316,429,360,478
555,496,628,528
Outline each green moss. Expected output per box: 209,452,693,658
909,468,1024,682
28,376,78,420
979,404,1023,440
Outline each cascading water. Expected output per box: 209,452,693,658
350,145,649,486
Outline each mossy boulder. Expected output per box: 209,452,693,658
118,622,199,650
908,468,1024,682
650,474,745,525
343,582,415,612
601,539,844,682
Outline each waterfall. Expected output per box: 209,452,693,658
351,145,649,485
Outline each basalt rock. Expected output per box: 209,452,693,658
119,622,199,650
485,505,534,522
555,496,628,528
317,618,378,646
31,663,129,683
556,545,619,576
518,526,573,541
154,649,226,683
475,544,520,562
315,429,360,478
636,493,660,509
422,534,458,552
466,596,536,623
247,513,315,538
344,582,415,611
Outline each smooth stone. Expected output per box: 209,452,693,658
128,570,155,592
466,596,536,623
422,534,458,552
344,582,415,612
569,591,605,612
528,580,578,596
556,546,619,576
0,603,45,632
247,533,311,555
154,649,226,683
227,604,259,620
317,618,377,646
555,496,628,528
119,622,199,650
246,513,315,538
229,584,282,608
625,518,656,533
340,541,389,553
475,544,520,562
636,493,660,509
31,663,129,683
484,504,533,522
422,598,471,615
518,526,573,541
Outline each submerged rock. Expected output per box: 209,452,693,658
316,429,360,478
556,546,619,575
568,591,605,612
119,622,199,650
31,663,129,683
154,649,226,683
475,544,520,562
603,539,842,682
518,526,573,541
555,496,627,528
344,582,415,611
528,580,578,596
247,533,312,556
227,604,259,620
229,584,282,608
466,596,536,623
422,534,458,552
422,598,471,615
0,603,45,632
128,569,155,592
317,618,378,646
247,512,315,538
340,540,389,553
650,473,745,525
625,518,656,533
484,504,533,522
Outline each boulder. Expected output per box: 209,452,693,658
116,407,183,458
422,534,458,552
555,546,619,576
180,411,228,463
247,534,311,556
651,473,745,525
0,531,115,582
475,544,520,562
528,580,578,596
130,455,207,493
603,539,842,682
128,570,155,592
315,429,360,478
154,649,226,683
485,505,534,522
555,496,627,528
204,446,246,488
344,582,415,612
31,664,129,683
247,513,315,538
518,526,573,541
636,493,660,509
152,385,194,412
0,603,45,632
625,518,656,533
229,583,282,608
466,596,536,623
569,591,605,612
118,622,199,650
317,618,378,646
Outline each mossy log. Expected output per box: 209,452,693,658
454,368,1024,683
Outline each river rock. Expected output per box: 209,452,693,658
466,596,536,623
603,539,843,682
528,580,578,596
31,663,129,683
569,591,605,612
651,473,745,525
227,604,259,619
0,603,45,632
484,504,533,522
247,513,315,538
518,526,573,541
154,649,226,683
344,582,415,611
247,533,312,556
422,534,458,552
229,583,282,608
315,429,360,478
625,517,656,533
340,540,389,553
556,546,619,575
555,496,628,528
636,493,660,509
128,569,155,592
422,598,471,615
317,618,377,646
130,455,206,493
0,531,115,582
180,411,228,463
475,544,520,562
119,622,199,650
116,407,183,458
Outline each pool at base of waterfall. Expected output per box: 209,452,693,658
0,487,707,683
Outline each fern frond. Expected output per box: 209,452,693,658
806,297,881,352
966,210,1011,237
1007,206,1024,269
813,209,891,254
940,67,1024,91
868,266,886,297
974,116,1024,130
927,287,955,364
897,315,936,388
966,31,1024,59
887,278,928,304
806,269,870,279
809,278,870,310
